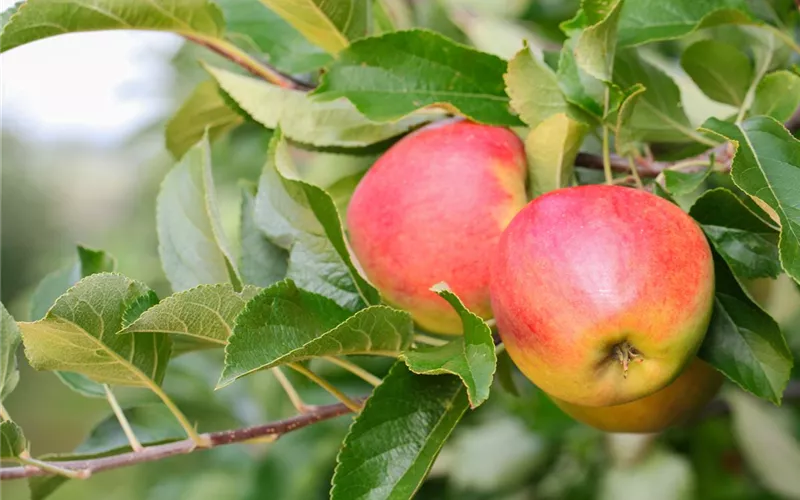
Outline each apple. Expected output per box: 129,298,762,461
491,185,714,406
347,119,527,334
551,358,723,433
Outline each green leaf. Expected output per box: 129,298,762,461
165,80,243,160
239,183,288,288
614,83,646,156
0,303,21,401
30,245,117,321
617,0,752,47
556,38,606,118
698,255,792,404
219,280,412,387
495,350,519,397
254,131,379,311
702,116,800,284
662,167,712,196
120,284,260,352
157,134,242,292
331,362,469,500
259,0,368,54
401,283,495,408
52,372,106,398
614,50,710,144
680,40,752,106
0,420,26,459
751,70,800,123
504,45,569,129
313,29,522,126
690,188,780,281
727,390,800,497
206,65,430,148
573,0,624,82
524,113,589,197
19,273,173,388
0,0,225,53
219,0,332,74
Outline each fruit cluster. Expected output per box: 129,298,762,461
347,120,721,433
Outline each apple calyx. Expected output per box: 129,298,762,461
612,341,643,378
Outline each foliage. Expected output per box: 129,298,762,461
1,0,800,499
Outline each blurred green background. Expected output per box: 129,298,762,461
2,0,800,498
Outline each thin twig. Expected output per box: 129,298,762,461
272,367,313,414
0,400,360,481
324,357,383,387
287,363,362,413
103,385,143,453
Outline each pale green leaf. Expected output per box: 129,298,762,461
165,80,243,160
206,65,431,147
0,0,225,53
239,183,288,288
19,273,172,388
0,421,26,459
751,70,800,123
401,283,495,408
0,303,21,401
157,135,242,292
574,0,624,82
259,0,368,54
504,45,569,129
313,29,522,126
219,280,412,387
703,116,800,284
120,283,260,350
728,390,800,497
614,83,646,156
254,131,379,311
525,113,589,197
331,362,468,500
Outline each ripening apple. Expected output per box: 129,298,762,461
491,185,715,407
347,119,527,335
551,358,723,433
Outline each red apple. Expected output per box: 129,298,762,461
347,119,527,334
551,358,723,433
491,185,714,407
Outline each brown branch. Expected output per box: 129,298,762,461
183,35,313,91
575,142,734,178
0,400,359,481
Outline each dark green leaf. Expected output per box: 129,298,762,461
680,40,752,106
617,0,753,47
165,80,243,160
207,65,430,147
219,0,332,73
614,50,715,145
703,116,800,284
663,166,712,195
219,280,412,387
76,405,187,455
751,70,800,122
157,134,242,292
0,303,21,401
314,30,522,126
120,284,260,350
19,273,173,388
254,131,379,311
698,255,791,404
504,45,570,129
495,350,519,397
525,113,589,197
401,283,495,408
259,0,368,54
331,362,469,500
0,0,225,53
690,188,780,281
239,183,288,288
0,420,26,459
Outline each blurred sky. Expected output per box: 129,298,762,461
0,0,183,145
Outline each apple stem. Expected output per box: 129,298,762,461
613,342,642,378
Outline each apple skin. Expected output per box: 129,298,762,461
490,185,714,407
551,358,723,433
347,119,527,334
